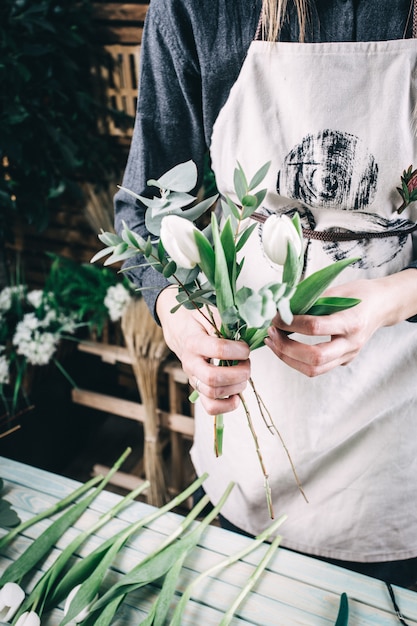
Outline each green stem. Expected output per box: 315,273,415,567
170,514,286,626
0,475,102,551
219,535,283,625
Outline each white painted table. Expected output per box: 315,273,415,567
1,456,417,625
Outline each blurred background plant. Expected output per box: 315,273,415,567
0,0,132,279
0,255,135,430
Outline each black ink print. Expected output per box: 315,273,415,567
277,130,378,210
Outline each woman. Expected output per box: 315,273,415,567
115,0,417,587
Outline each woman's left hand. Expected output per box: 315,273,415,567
264,270,417,377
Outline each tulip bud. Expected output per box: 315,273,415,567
160,215,201,270
262,214,302,266
14,611,41,626
64,584,98,623
0,582,25,622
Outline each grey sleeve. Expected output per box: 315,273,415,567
114,0,207,318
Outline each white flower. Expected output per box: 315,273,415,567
26,289,44,309
160,215,201,269
0,351,9,385
104,283,132,322
0,582,25,621
262,214,302,266
13,315,59,366
14,610,41,626
0,286,25,312
64,584,98,623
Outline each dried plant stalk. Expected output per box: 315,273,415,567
121,298,170,506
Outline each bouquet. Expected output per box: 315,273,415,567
93,161,360,515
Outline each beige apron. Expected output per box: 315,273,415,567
191,19,417,561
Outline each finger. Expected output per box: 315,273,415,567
199,394,241,416
265,329,357,377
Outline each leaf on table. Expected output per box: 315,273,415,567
0,479,21,528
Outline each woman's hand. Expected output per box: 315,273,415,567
265,270,417,377
156,286,251,415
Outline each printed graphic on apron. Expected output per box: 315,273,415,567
276,130,378,210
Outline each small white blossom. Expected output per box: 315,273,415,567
0,349,9,385
104,283,132,322
0,286,25,312
0,582,25,621
13,315,59,365
26,289,44,309
160,215,201,269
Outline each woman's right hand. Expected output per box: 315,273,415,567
156,286,251,415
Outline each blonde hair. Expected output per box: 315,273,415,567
262,0,309,42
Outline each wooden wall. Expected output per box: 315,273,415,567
7,1,150,289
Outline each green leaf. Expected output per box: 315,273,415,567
162,260,177,278
181,193,218,222
290,258,360,315
222,196,241,222
334,593,349,626
234,164,248,202
212,213,235,324
220,217,237,293
0,495,21,529
194,230,215,285
235,223,257,254
248,161,271,190
306,296,361,316
148,160,197,192
282,240,302,287
0,449,132,587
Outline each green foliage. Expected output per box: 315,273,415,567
44,254,133,335
0,0,128,236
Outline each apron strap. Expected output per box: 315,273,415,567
414,0,417,38
250,212,417,241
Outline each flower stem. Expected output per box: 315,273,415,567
219,535,283,625
249,377,308,503
214,414,224,456
239,391,274,519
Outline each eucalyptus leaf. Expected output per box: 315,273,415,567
148,160,197,192
234,164,248,202
235,222,257,253
181,193,219,222
248,161,271,190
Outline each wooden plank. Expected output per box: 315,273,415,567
92,3,149,22
77,340,132,364
71,387,146,421
95,25,144,44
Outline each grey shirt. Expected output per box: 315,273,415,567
115,0,416,315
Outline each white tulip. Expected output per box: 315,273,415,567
0,582,25,621
64,584,98,623
160,215,201,269
14,610,40,626
262,214,302,266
